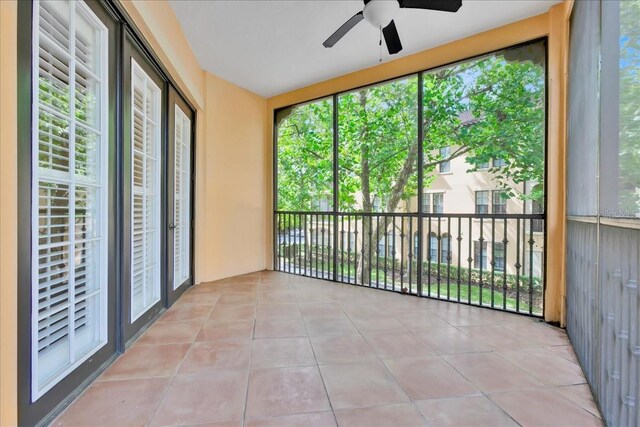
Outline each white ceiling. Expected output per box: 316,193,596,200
168,0,560,98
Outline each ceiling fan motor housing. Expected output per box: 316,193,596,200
363,0,400,28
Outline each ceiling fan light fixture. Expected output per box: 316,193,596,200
363,0,399,28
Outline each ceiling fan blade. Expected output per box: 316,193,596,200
383,20,402,55
398,0,462,12
323,11,365,48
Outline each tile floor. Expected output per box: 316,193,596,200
54,271,602,427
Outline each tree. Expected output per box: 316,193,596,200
276,42,547,283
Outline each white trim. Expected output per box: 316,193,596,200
130,59,162,322
31,0,109,401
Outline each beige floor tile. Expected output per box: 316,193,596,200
304,316,359,336
415,395,517,427
363,331,434,358
53,378,170,426
254,317,307,338
100,344,190,381
547,344,580,364
319,361,409,409
334,403,428,427
498,348,587,386
251,337,316,368
384,356,479,400
158,304,213,323
394,310,452,331
490,388,603,426
444,352,544,393
179,340,251,373
350,315,406,333
255,302,301,319
456,324,537,350
412,327,491,355
136,320,203,345
245,412,336,427
310,334,377,365
149,370,248,426
299,302,344,318
246,366,330,418
555,384,602,418
196,319,255,342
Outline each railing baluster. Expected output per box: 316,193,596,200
408,219,413,294
468,217,472,304
400,218,405,291
427,217,432,297
503,218,508,310
479,217,484,306
447,216,451,301
376,215,380,289
368,216,373,287
529,218,535,314
392,216,396,291
457,217,462,302
515,218,521,312
491,217,496,308
304,214,308,276
437,217,442,299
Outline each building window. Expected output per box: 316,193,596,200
531,199,544,232
492,191,507,214
474,241,488,269
315,197,330,211
441,234,450,263
372,196,382,212
493,242,505,272
429,232,438,261
492,158,507,167
524,250,543,277
475,191,489,214
422,192,430,213
413,232,420,257
433,193,444,213
478,161,489,169
439,146,451,173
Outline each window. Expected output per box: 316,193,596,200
474,241,488,269
478,161,489,169
492,191,507,214
475,191,489,214
276,98,333,211
531,199,544,232
439,146,451,173
524,250,543,277
493,242,505,272
173,106,191,290
441,234,451,262
413,232,420,257
492,158,506,168
422,192,430,213
378,232,395,257
31,0,109,399
372,196,382,212
429,232,438,261
316,197,330,212
130,60,162,321
433,193,444,213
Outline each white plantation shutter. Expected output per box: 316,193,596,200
32,0,108,400
130,60,161,320
173,106,191,289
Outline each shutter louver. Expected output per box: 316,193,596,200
173,106,191,289
32,0,108,400
130,61,161,321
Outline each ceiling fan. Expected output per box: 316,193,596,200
323,0,463,55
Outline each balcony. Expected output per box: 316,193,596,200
54,271,601,426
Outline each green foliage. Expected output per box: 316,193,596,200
619,0,640,214
276,42,547,213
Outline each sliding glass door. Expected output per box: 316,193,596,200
21,0,118,424
121,31,166,344
167,88,194,305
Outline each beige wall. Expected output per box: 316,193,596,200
0,0,18,423
198,72,269,282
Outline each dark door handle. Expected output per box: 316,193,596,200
168,223,176,230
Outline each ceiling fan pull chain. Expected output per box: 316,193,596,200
379,25,383,63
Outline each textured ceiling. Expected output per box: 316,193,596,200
168,0,560,97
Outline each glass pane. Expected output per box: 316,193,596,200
276,98,333,211
423,41,546,213
338,76,418,213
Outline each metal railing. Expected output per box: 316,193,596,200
275,211,545,316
